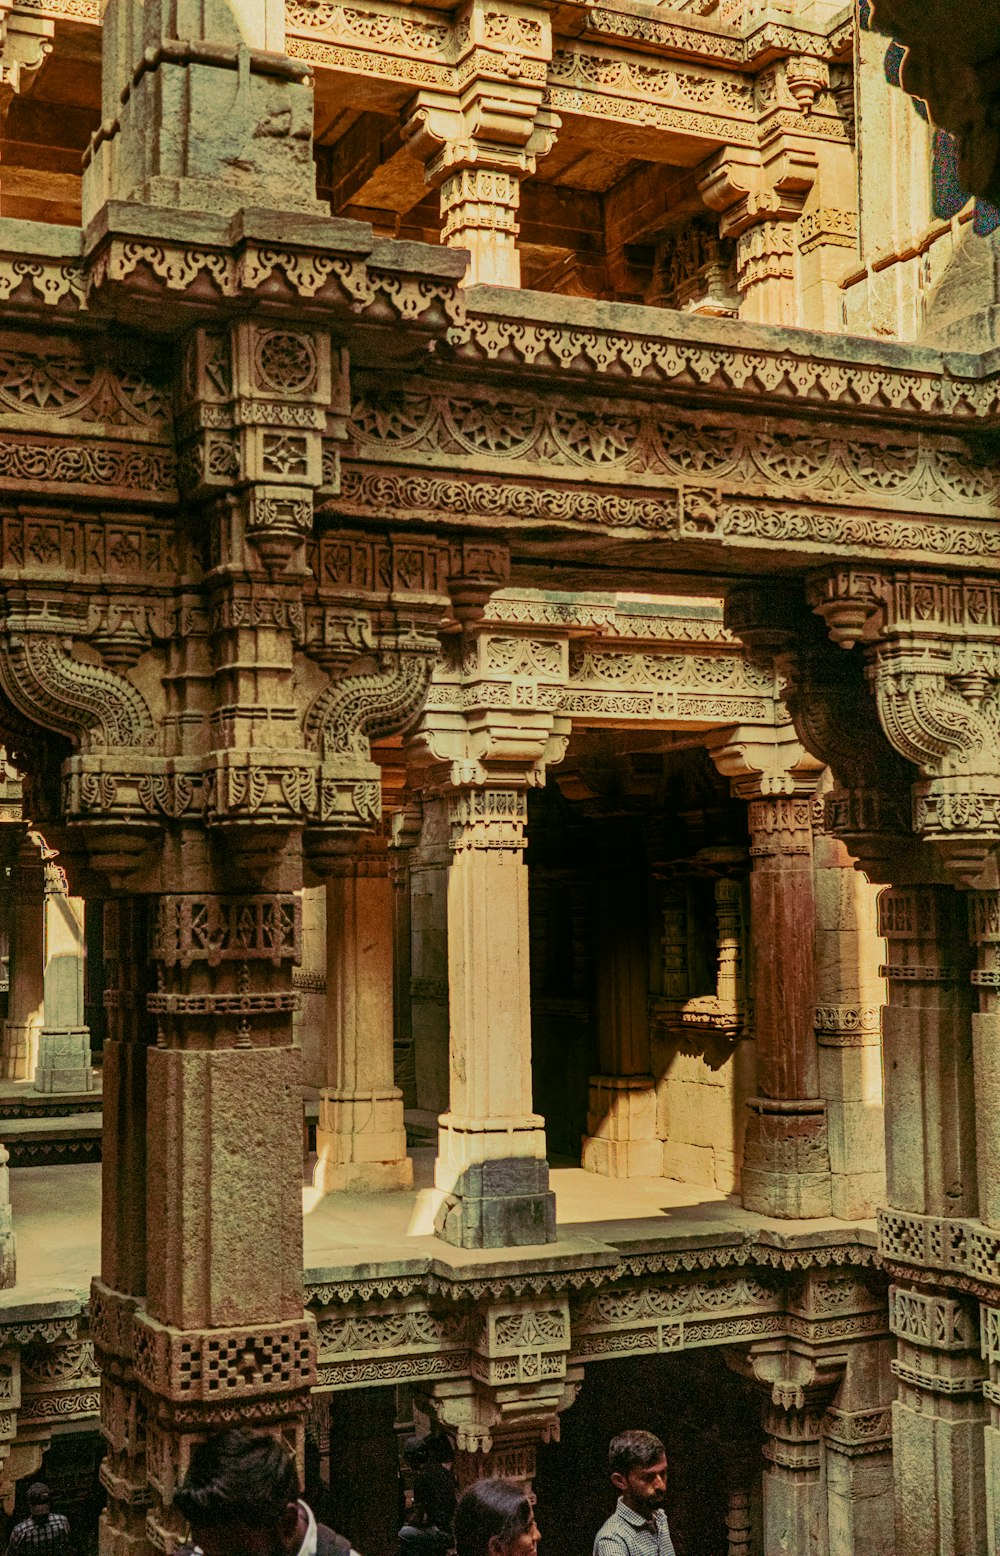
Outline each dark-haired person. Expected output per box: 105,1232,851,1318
454,1478,540,1556
593,1432,675,1556
6,1484,71,1556
174,1428,360,1556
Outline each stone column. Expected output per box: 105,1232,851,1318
109,879,313,1551
35,859,92,1094
402,0,558,287
730,1339,845,1556
95,897,151,1556
878,885,985,1556
812,821,886,1220
294,885,327,1094
434,786,555,1248
822,1336,895,1556
582,831,660,1179
964,891,1000,1556
888,1284,986,1556
82,0,321,224
742,793,834,1217
2,836,43,1080
314,833,412,1194
390,806,420,1112
408,798,451,1118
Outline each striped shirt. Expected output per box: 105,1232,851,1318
594,1499,676,1556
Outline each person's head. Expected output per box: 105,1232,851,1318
27,1485,50,1521
608,1432,667,1516
454,1479,539,1556
404,1436,430,1471
174,1430,302,1556
424,1433,453,1468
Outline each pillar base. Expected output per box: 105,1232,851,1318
582,1075,661,1178
34,1028,93,1094
435,1158,556,1250
314,1153,413,1194
741,1100,833,1218
2,1020,40,1081
313,1087,412,1194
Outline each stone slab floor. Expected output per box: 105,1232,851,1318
3,1151,875,1315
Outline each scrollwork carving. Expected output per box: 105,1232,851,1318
0,622,155,752
304,649,435,761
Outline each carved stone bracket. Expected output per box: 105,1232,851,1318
808,568,1000,886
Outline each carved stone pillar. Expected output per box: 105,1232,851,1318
96,898,152,1556
390,804,421,1112
888,1285,986,1556
35,857,92,1094
402,0,558,286
812,815,886,1220
435,785,555,1247
421,1293,580,1490
100,880,315,1551
582,833,659,1179
743,793,833,1217
82,0,321,224
294,884,327,1094
730,1338,845,1556
2,834,43,1080
408,798,451,1118
698,139,817,326
878,886,977,1224
314,832,412,1194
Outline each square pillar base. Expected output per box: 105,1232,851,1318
583,1074,661,1178
34,1028,93,1094
435,1158,556,1250
2,1021,40,1082
313,1087,413,1193
741,1101,833,1218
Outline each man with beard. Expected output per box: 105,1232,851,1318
174,1429,360,1556
593,1431,676,1556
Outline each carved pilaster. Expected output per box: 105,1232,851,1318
402,0,559,285
888,1284,987,1556
728,1334,846,1556
313,830,412,1194
707,724,831,1218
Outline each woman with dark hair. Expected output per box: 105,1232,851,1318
453,1480,540,1556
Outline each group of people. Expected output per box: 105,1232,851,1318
173,1425,676,1556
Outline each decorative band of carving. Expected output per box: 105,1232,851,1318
147,991,299,1016
132,1311,316,1403
152,895,302,968
889,1285,977,1351
292,969,326,993
879,1206,1000,1297
879,964,965,983
814,1005,881,1045
890,1359,984,1398
823,1406,892,1456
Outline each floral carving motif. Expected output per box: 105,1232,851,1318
254,331,318,395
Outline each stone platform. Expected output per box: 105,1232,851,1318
4,1150,876,1312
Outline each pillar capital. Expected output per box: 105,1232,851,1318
401,0,558,285
705,722,825,804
